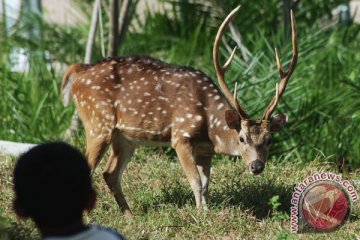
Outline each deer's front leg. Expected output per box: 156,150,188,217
174,139,202,208
195,154,212,208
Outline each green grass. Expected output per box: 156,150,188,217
1,2,360,167
1,1,360,238
1,150,359,239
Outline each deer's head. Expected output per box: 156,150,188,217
213,6,298,175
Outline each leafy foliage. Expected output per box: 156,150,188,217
0,1,359,167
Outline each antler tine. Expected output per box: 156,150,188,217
265,83,280,119
223,46,237,71
233,81,238,103
213,6,249,119
262,10,298,120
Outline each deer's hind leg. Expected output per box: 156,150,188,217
78,104,114,170
85,131,112,171
103,130,134,217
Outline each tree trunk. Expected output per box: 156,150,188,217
64,0,138,140
64,0,101,141
108,0,120,57
85,0,101,63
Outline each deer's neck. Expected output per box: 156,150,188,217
205,97,240,156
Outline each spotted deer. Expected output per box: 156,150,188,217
61,6,297,216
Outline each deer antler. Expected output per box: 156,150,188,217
213,6,249,120
262,10,298,120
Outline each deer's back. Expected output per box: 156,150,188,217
71,56,227,145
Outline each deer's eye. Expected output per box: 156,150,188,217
240,136,245,143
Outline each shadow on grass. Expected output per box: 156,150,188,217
154,178,293,220
137,181,194,213
349,213,360,222
211,181,293,219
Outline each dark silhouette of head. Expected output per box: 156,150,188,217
13,142,96,228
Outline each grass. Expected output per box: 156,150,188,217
1,149,359,239
1,1,360,238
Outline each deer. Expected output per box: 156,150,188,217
61,6,297,217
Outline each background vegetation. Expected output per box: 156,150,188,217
0,0,360,239
1,0,359,167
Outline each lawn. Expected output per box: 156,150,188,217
1,149,359,239
1,1,360,239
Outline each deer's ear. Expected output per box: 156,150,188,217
270,113,288,132
225,110,241,131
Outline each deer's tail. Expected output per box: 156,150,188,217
61,64,87,107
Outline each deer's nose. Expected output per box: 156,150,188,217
250,160,264,175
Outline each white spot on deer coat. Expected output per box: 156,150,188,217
176,117,185,122
217,103,224,110
182,132,191,138
209,114,214,122
155,83,162,91
195,115,202,121
215,135,223,146
91,86,101,90
158,96,169,102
